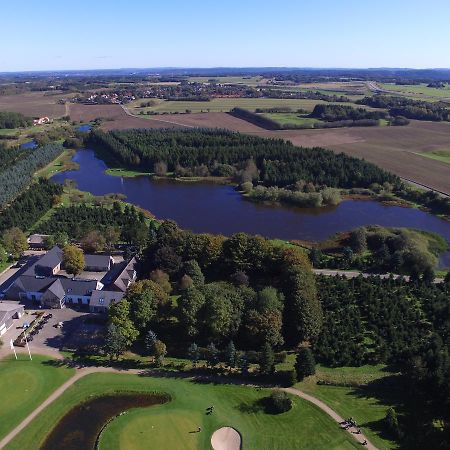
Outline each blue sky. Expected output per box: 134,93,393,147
1,0,450,71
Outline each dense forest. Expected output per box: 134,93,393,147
310,103,386,122
231,106,384,130
315,275,450,449
311,225,446,278
357,95,450,121
0,111,33,129
37,202,148,245
0,179,62,233
0,142,30,168
104,219,450,448
88,128,398,189
0,143,63,206
229,107,281,129
108,220,322,352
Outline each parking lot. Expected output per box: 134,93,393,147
0,306,105,360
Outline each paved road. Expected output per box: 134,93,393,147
313,268,444,283
0,365,378,450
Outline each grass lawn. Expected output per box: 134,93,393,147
417,149,450,165
34,149,77,178
0,128,19,136
296,364,401,450
187,75,264,85
105,168,153,178
0,355,74,440
261,112,320,128
7,372,360,450
379,83,450,99
130,98,332,114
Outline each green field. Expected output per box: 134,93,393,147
0,355,74,440
380,83,450,99
0,128,19,137
105,168,154,178
130,97,336,114
261,112,320,128
7,372,360,450
417,149,450,165
34,149,77,178
187,75,264,85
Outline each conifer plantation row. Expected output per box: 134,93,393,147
0,143,63,206
89,128,398,188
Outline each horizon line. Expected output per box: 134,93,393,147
2,66,450,75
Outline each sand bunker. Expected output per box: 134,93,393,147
211,427,241,450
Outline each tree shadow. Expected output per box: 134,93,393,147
343,374,413,449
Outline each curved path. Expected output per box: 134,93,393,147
283,387,378,450
0,366,378,450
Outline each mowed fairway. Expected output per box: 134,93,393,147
6,372,360,450
0,355,74,440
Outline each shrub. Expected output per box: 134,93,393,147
266,391,293,414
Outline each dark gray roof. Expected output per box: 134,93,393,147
24,246,62,276
0,303,24,325
0,302,24,313
90,290,124,308
60,278,99,296
84,254,112,269
10,275,56,293
46,279,66,300
7,274,99,298
111,257,137,292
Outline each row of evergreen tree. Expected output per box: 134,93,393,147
0,143,63,206
0,111,32,129
357,95,450,121
0,179,62,233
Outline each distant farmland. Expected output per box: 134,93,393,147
128,97,341,114
0,92,70,118
379,83,450,100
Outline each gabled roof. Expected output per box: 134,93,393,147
11,275,56,293
45,279,66,300
84,254,112,268
90,290,124,308
0,302,24,325
60,278,99,296
110,257,137,292
24,246,62,276
0,302,24,313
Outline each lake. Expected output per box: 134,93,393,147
52,149,450,268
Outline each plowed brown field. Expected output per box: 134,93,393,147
0,92,69,118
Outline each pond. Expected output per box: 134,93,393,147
40,392,169,450
20,140,37,149
52,149,450,268
77,124,92,132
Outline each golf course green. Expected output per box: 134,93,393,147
0,355,74,440
6,372,361,450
